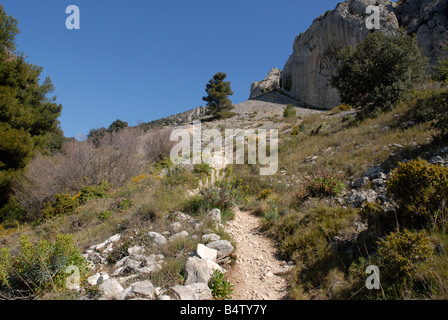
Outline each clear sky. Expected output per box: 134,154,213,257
2,0,343,139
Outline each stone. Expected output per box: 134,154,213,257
169,221,182,233
127,246,144,257
115,280,155,300
429,156,444,165
371,178,385,189
171,283,213,300
87,273,101,286
185,256,222,285
202,233,221,242
206,208,221,224
347,189,378,208
147,231,167,247
99,279,124,299
197,243,218,262
169,231,189,242
97,273,109,285
353,177,370,188
206,240,234,258
107,234,121,243
249,68,282,99
362,166,385,179
123,258,142,273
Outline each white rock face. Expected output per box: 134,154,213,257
249,68,282,100
279,0,399,109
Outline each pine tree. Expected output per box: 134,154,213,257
202,72,234,116
0,5,63,219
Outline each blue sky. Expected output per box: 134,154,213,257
2,0,342,139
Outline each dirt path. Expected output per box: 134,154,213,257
225,208,289,300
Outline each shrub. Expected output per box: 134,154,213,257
434,59,448,83
78,182,110,203
329,31,427,117
200,176,248,212
386,159,448,228
377,229,434,279
99,210,112,221
0,233,87,298
42,194,79,218
283,104,296,118
258,188,272,200
183,195,205,216
208,269,233,300
305,176,345,199
194,162,213,175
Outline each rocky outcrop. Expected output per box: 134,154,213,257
249,68,282,100
80,208,234,301
279,0,399,109
251,0,448,110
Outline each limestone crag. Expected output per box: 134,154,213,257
279,0,399,109
249,68,282,100
395,0,448,64
250,0,448,110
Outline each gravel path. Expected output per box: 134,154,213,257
225,208,289,300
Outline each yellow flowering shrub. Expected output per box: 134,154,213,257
378,229,433,278
386,159,448,228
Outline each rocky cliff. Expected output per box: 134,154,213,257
249,0,448,110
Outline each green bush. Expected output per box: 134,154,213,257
377,229,433,279
329,31,427,117
0,233,87,298
194,162,213,175
183,195,205,216
208,269,233,300
386,159,448,228
42,194,78,218
99,210,112,221
78,182,110,203
200,175,248,212
258,188,272,200
434,60,448,83
283,104,296,118
305,176,345,199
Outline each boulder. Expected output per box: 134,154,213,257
185,256,222,285
206,208,221,224
99,279,124,299
347,189,378,208
362,166,385,179
147,231,167,247
202,233,221,242
249,68,282,99
352,177,370,188
171,283,213,300
196,243,218,262
206,240,234,258
115,280,155,300
169,231,189,242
